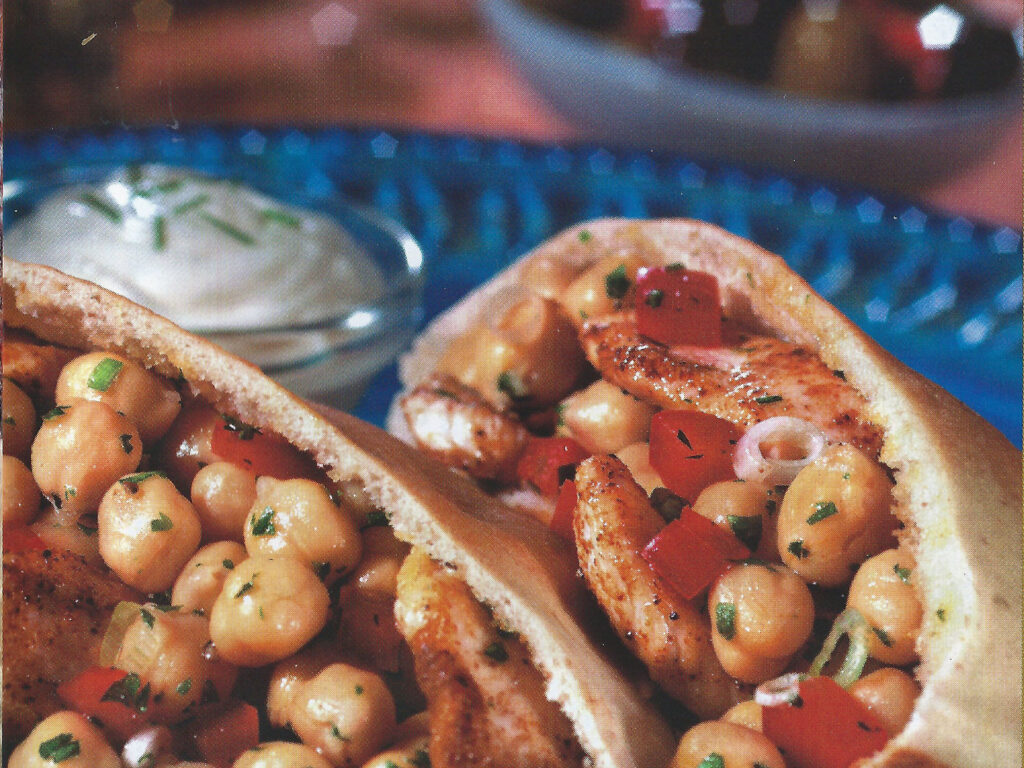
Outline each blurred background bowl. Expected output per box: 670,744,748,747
481,0,1022,192
4,165,425,408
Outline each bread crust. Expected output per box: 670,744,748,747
4,260,676,768
387,219,1022,768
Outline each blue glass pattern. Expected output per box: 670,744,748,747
6,126,1021,444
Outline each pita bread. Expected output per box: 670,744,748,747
385,219,1022,768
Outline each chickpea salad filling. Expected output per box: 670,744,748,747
2,333,460,768
396,237,926,768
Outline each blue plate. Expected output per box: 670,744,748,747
6,126,1021,444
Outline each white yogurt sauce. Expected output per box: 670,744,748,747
6,166,385,332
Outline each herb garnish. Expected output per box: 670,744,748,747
87,358,124,391
754,395,783,405
38,733,80,763
198,211,256,245
604,264,630,300
650,487,685,522
176,679,192,696
496,371,529,401
223,559,235,570
788,540,809,559
726,514,762,551
872,627,893,647
578,229,592,243
260,209,302,228
120,434,135,454
42,405,70,421
697,753,725,768
234,578,256,599
221,414,261,440
675,429,692,449
140,608,156,628
894,564,912,584
250,507,277,537
151,513,174,532
806,501,839,525
714,603,737,640
119,470,167,485
153,216,168,251
80,192,123,224
483,641,509,662
645,289,664,308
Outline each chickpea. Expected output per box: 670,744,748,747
7,711,120,768
559,380,655,454
268,643,348,729
520,255,579,300
672,721,785,768
392,712,430,742
31,509,103,566
349,526,411,599
3,377,37,459
694,479,780,561
114,603,237,723
847,548,922,665
155,401,222,491
777,444,897,587
615,442,661,494
721,700,763,732
244,477,362,582
191,462,258,542
31,399,142,518
233,742,332,768
172,541,250,615
361,735,430,768
4,455,42,526
560,254,645,326
55,352,182,444
849,667,921,736
98,473,202,593
209,555,330,666
709,562,815,684
438,295,584,408
288,663,397,767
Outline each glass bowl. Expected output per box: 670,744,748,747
3,164,425,409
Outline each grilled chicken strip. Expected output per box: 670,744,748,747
581,315,883,455
394,549,584,768
573,455,747,720
401,374,530,484
3,549,141,744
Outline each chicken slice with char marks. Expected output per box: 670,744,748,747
3,549,142,745
581,315,883,456
573,455,747,720
394,548,584,768
401,374,530,484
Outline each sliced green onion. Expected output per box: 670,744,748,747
81,192,123,224
198,211,256,245
809,607,873,688
260,208,302,228
153,215,167,251
172,194,210,215
99,601,142,665
87,358,124,392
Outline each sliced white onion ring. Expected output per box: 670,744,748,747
122,725,172,768
733,416,827,486
755,672,806,708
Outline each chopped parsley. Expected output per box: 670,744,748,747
101,672,150,712
364,509,390,528
496,371,529,401
77,520,98,536
120,434,135,454
697,753,725,768
833,369,847,380
222,559,235,570
176,679,192,696
221,414,261,440
410,750,431,768
806,501,839,525
140,608,156,628
64,485,77,500
754,394,783,405
42,405,70,421
604,264,631,300
250,506,277,536
331,726,351,742
714,603,737,640
894,563,912,584
555,402,566,427
354,685,364,695
872,627,893,647
644,289,664,308
578,229,592,243
936,608,947,621
788,540,809,559
726,514,762,551
675,429,693,449
234,578,257,599
483,641,509,663
119,470,167,485
87,357,124,391
38,732,80,763
151,513,174,532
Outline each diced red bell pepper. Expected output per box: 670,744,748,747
550,480,578,541
641,508,750,600
186,701,260,767
57,666,150,743
209,416,319,481
762,676,890,768
648,410,740,503
3,525,51,552
516,437,591,497
635,266,723,347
